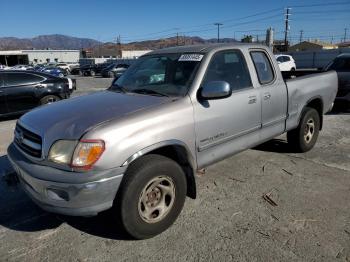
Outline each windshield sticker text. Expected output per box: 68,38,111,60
178,54,203,61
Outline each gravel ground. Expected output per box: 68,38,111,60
0,76,349,261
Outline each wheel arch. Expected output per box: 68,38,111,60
304,97,324,130
122,140,197,199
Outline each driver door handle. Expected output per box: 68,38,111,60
263,93,271,100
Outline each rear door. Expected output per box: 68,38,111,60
3,72,46,113
250,50,288,139
0,73,8,115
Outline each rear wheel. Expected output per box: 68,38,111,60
40,95,61,105
90,70,96,77
108,71,115,78
287,107,320,152
115,154,187,239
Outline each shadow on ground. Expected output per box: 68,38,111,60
0,114,21,122
0,154,131,240
253,139,295,153
327,104,350,115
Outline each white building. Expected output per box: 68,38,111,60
121,50,152,59
0,50,80,66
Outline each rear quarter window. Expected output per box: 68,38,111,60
250,51,275,84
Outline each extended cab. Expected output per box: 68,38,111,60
7,44,337,239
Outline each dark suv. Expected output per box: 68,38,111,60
80,62,112,76
101,63,130,78
325,54,350,107
0,71,75,117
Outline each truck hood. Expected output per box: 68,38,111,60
19,90,170,144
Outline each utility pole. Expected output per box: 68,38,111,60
344,28,348,42
331,35,334,44
214,23,223,43
284,7,291,51
299,30,303,43
176,32,179,46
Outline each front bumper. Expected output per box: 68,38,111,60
7,144,125,216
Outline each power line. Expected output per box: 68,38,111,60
114,1,350,44
290,1,350,8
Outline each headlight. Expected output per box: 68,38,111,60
71,140,105,170
48,140,77,164
48,139,105,170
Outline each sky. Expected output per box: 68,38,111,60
1,0,349,44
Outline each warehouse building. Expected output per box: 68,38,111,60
0,50,80,66
289,40,337,52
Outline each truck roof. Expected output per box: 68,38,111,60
147,43,267,55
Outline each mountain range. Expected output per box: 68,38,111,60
0,34,101,50
0,34,240,51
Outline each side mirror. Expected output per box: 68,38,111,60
200,81,231,100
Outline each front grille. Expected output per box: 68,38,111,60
14,124,42,158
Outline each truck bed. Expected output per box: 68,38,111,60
281,69,323,80
284,70,338,131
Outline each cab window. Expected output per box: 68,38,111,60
202,50,252,92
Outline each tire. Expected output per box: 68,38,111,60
108,71,114,78
287,107,320,152
291,67,296,71
90,70,96,77
115,154,187,239
40,95,61,105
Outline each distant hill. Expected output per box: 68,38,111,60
121,36,239,50
0,34,240,51
0,34,101,50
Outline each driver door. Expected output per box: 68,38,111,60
193,50,261,168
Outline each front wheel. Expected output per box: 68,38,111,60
40,95,61,105
115,154,187,239
287,107,320,152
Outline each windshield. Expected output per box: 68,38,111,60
110,53,202,97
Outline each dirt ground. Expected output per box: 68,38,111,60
0,76,349,261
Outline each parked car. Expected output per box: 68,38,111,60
0,70,76,117
11,65,33,71
7,44,337,239
324,53,350,107
80,62,113,76
70,66,80,75
0,64,10,70
40,66,68,78
101,63,130,78
275,54,296,71
56,63,71,73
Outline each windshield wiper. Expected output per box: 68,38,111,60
131,88,169,97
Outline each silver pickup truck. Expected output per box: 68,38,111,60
7,44,337,239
